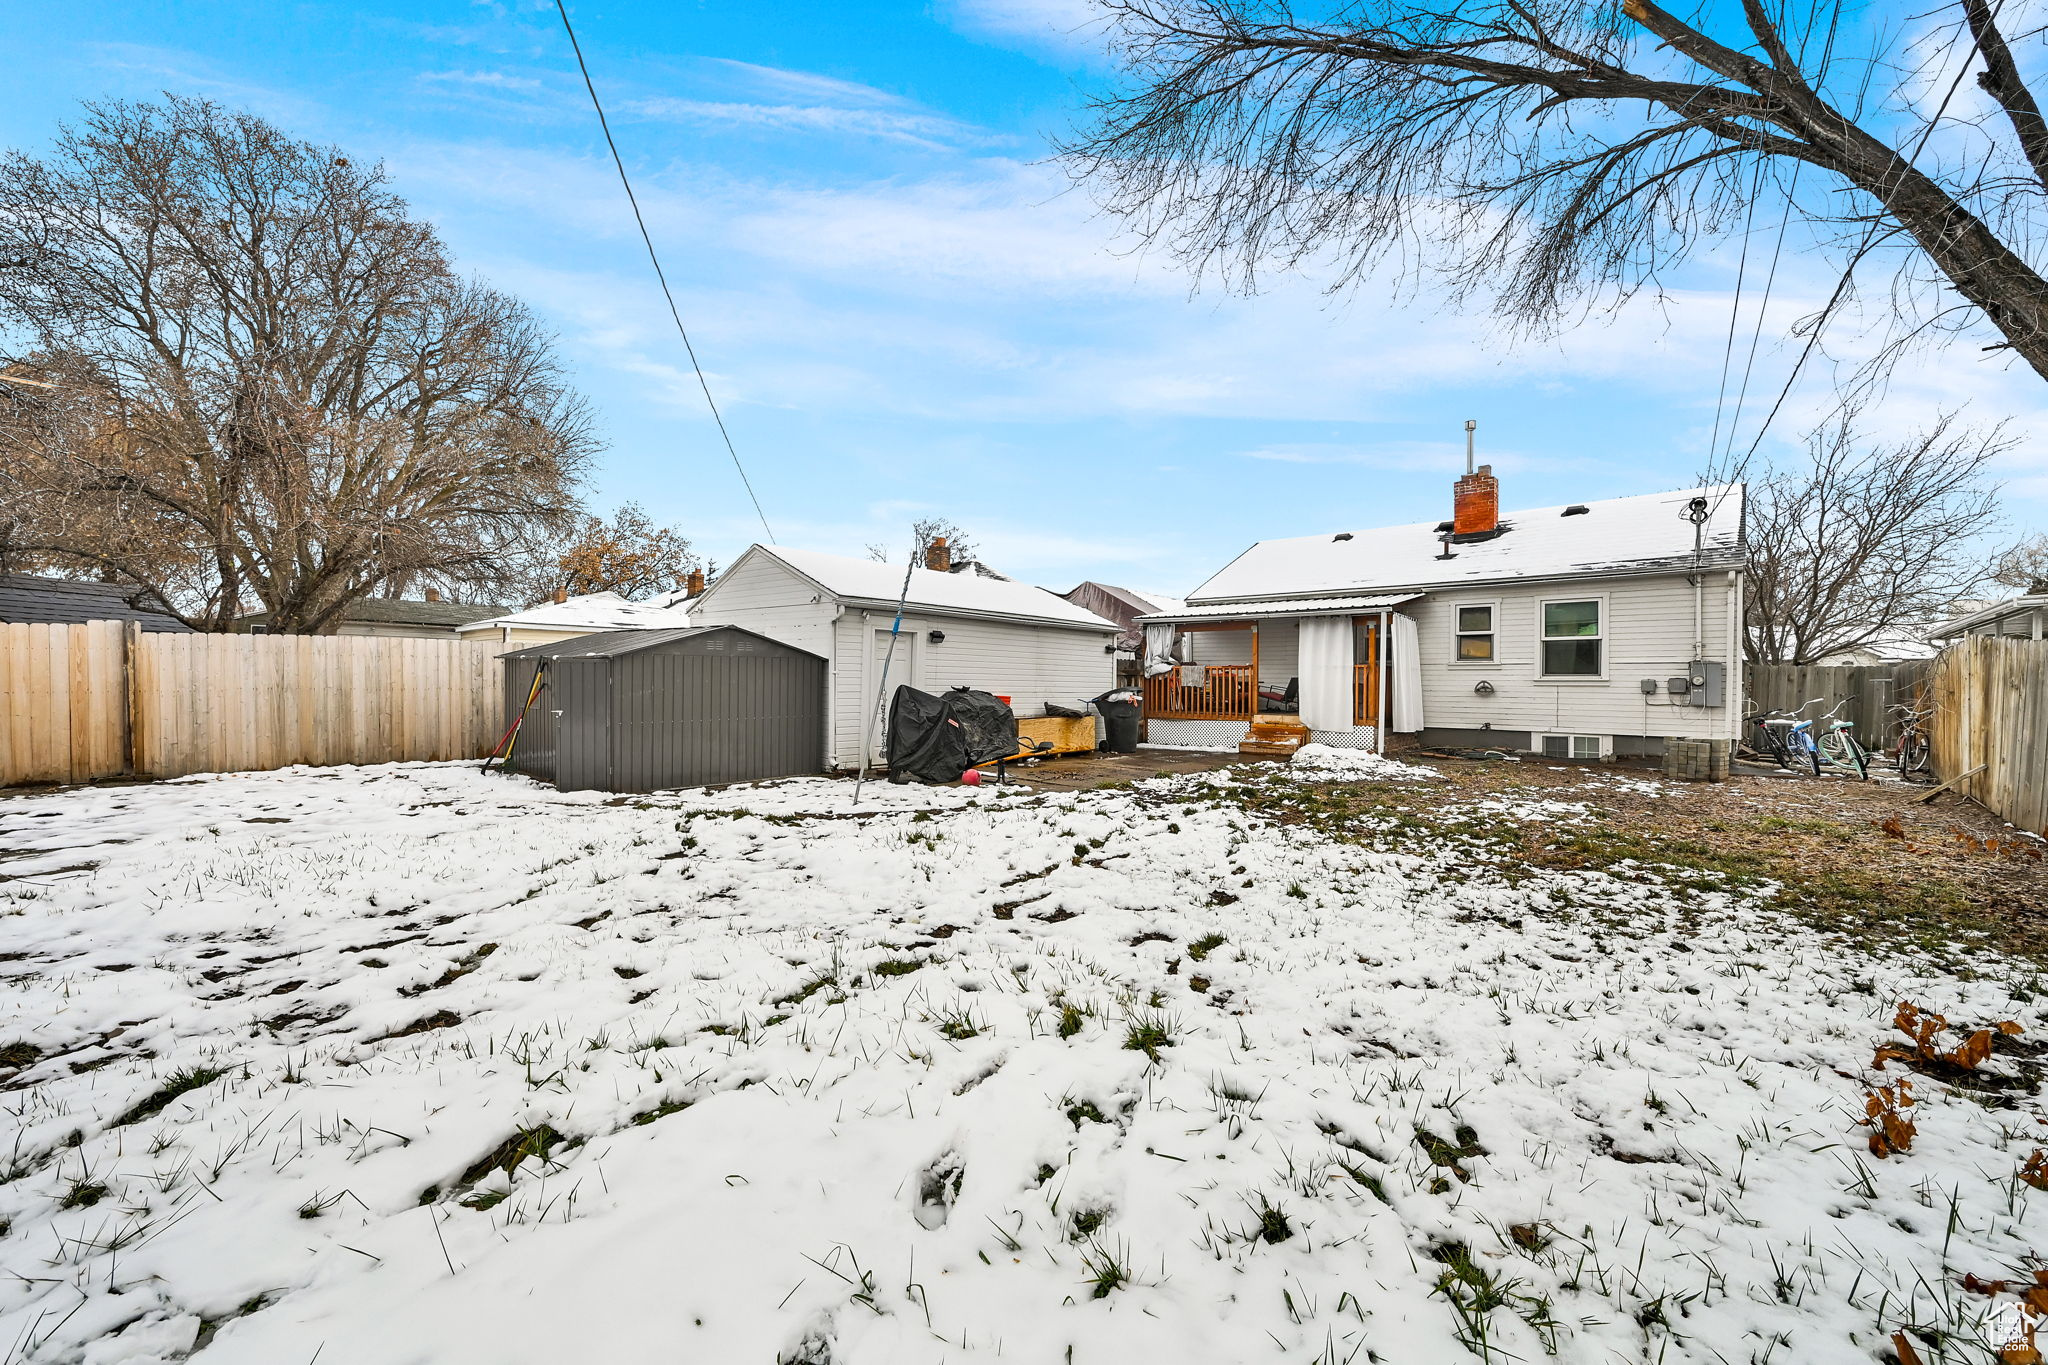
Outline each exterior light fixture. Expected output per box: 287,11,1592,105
1474,680,1495,695
927,630,946,644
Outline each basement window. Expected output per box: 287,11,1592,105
1541,734,1603,760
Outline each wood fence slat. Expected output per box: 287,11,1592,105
1,625,504,788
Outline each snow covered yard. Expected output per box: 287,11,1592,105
3,759,2048,1364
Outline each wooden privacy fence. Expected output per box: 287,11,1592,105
1,622,504,786
1927,635,2048,836
1744,659,1933,751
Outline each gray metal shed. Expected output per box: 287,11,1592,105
500,626,827,792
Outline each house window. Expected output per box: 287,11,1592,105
1542,734,1603,760
1454,604,1494,661
1540,599,1603,676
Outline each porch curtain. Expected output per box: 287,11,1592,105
1142,624,1177,678
1296,616,1354,731
1391,612,1425,732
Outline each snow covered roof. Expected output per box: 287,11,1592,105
733,545,1120,632
1187,484,1745,604
1137,593,1420,622
1112,586,1186,615
460,591,693,634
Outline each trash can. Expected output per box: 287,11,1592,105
1093,689,1141,754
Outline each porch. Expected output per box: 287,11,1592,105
1139,660,1385,727
1134,595,1420,750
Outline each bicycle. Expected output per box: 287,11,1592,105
1751,698,1869,779
1746,709,1797,770
1891,697,1932,779
1815,700,1870,779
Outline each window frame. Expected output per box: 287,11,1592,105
1536,733,1610,759
1449,599,1498,665
1534,594,1608,682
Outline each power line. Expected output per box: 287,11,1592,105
551,0,776,544
1732,3,2003,472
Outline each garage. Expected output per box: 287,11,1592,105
499,626,827,792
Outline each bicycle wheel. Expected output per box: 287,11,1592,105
1897,731,1930,777
1825,729,1869,779
1799,733,1822,777
1752,721,1791,769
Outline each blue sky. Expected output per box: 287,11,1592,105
4,0,2044,595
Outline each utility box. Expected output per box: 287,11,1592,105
1684,660,1725,708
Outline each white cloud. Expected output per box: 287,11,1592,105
629,98,981,149
418,70,543,90
1239,441,1603,475
947,0,1114,54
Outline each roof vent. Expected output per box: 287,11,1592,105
1332,532,1354,542
1433,520,1454,534
1562,504,1589,517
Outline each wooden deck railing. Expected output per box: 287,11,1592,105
1354,663,1381,726
1144,664,1254,720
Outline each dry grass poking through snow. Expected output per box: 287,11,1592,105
1,759,2047,1363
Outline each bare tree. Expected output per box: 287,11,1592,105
1061,0,2048,385
1743,411,2005,663
1989,533,2048,592
0,97,594,632
866,517,979,566
536,502,709,601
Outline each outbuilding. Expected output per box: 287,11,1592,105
687,543,1122,771
499,625,826,792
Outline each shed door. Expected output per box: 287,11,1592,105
869,629,919,762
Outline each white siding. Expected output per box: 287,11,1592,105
697,553,1118,770
687,553,839,658
1403,571,1742,742
1184,621,1298,693
832,608,1116,770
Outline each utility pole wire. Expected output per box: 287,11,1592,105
551,0,776,544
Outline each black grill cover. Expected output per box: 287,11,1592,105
885,685,1019,783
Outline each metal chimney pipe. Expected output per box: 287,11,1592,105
1464,419,1477,475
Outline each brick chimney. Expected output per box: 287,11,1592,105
553,587,568,604
1453,464,1499,538
685,568,706,598
425,587,442,603
924,536,952,572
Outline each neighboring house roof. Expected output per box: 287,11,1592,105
1138,593,1422,622
1123,588,1186,615
499,624,821,661
720,545,1119,632
1066,583,1187,621
240,598,510,630
1186,484,1746,604
462,591,692,634
1930,594,2048,638
0,574,192,631
1813,639,1943,665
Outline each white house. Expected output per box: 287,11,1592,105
457,586,698,648
1138,468,1746,759
687,543,1121,770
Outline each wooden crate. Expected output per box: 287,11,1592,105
1015,714,1096,757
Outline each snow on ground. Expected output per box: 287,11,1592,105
1288,745,1440,782
1,761,2044,1363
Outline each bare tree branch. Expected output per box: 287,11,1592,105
0,97,594,632
1741,407,2005,663
1060,0,2048,384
